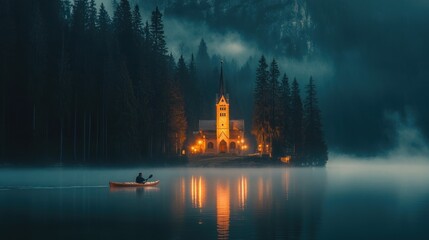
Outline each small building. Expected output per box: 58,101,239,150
191,62,246,155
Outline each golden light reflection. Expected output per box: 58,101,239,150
216,181,230,240
282,171,290,200
191,176,206,209
180,177,186,204
237,176,248,209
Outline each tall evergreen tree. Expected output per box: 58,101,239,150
195,38,212,118
97,3,111,38
279,73,292,152
132,5,143,43
87,0,97,32
150,6,167,57
167,78,188,156
253,55,270,155
187,54,199,131
290,78,304,163
303,77,328,165
268,58,280,156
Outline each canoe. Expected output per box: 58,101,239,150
109,180,160,188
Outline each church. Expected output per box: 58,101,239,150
191,62,247,155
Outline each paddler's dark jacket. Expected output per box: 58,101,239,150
136,175,145,183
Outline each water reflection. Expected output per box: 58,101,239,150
109,186,159,194
282,170,290,200
191,176,206,209
216,180,230,240
237,176,248,209
0,168,340,239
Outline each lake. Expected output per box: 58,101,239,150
0,161,428,239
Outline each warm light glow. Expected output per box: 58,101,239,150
237,176,248,209
216,181,230,240
282,171,290,200
198,140,203,145
191,176,206,209
241,139,244,144
280,156,291,163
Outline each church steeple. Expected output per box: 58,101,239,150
219,60,225,96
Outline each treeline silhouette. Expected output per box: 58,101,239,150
0,0,327,164
0,0,188,162
0,0,253,162
253,56,327,165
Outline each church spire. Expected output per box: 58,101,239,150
219,60,225,96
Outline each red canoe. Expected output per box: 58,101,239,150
109,180,160,188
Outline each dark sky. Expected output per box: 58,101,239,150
306,0,429,155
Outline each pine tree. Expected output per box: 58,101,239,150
150,6,167,56
143,21,151,47
87,0,97,33
113,0,133,58
189,54,197,83
187,54,199,131
290,78,304,164
97,3,111,37
196,38,211,117
176,55,189,82
279,73,292,152
268,58,280,156
168,78,188,156
303,77,328,165
253,55,270,155
132,5,143,42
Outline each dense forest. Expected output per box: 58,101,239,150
0,0,326,164
253,56,327,165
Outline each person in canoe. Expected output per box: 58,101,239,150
136,173,146,184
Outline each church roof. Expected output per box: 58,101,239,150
199,120,216,131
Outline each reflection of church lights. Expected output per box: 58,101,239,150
181,177,186,204
191,176,206,209
216,181,230,240
238,176,248,209
282,171,289,200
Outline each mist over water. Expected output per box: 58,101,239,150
1,158,428,239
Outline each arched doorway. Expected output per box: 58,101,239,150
230,142,236,150
207,142,214,149
219,140,227,153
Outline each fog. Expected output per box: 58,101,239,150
307,0,429,155
93,0,429,157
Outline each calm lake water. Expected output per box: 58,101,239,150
1,161,428,240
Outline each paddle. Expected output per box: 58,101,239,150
144,174,153,182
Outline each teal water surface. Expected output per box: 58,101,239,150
0,161,428,240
